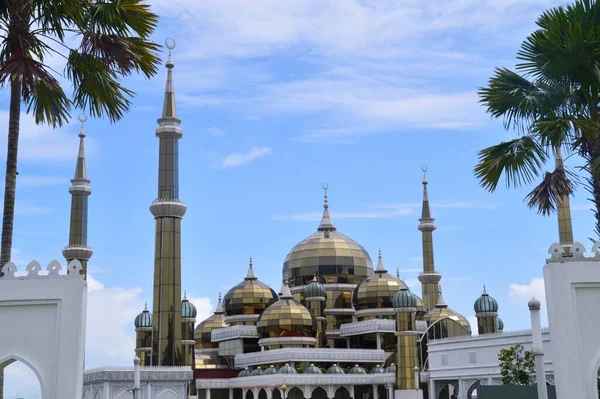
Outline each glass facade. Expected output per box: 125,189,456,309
257,299,317,338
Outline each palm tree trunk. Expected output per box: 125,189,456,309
0,78,21,268
0,77,21,399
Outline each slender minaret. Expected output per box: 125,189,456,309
393,287,420,391
304,272,327,348
417,166,441,310
150,39,187,366
62,113,93,278
555,148,574,247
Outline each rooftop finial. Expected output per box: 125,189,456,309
144,302,148,311
73,113,88,180
183,291,188,300
313,271,318,282
318,183,336,233
245,256,257,280
396,268,400,279
162,38,177,118
78,113,87,139
435,285,447,308
375,249,387,273
215,292,223,313
422,164,428,185
482,285,488,296
280,278,293,299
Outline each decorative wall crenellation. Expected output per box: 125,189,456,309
0,259,85,280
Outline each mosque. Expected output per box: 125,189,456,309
73,45,563,399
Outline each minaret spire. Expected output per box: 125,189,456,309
375,249,387,273
63,113,93,279
318,183,336,235
417,165,441,310
150,39,187,367
555,148,574,246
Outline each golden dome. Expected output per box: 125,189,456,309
195,294,227,349
223,258,278,316
421,288,471,335
353,250,408,311
257,281,317,338
283,187,373,287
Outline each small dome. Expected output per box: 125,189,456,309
279,364,297,374
250,367,264,376
304,364,322,374
474,286,498,313
384,363,396,373
238,367,250,377
257,281,317,339
353,250,408,311
304,274,327,298
264,365,279,375
223,258,278,316
349,364,367,374
195,294,227,349
326,364,345,374
371,364,384,374
422,287,472,335
283,188,373,287
528,297,541,310
393,287,417,308
135,303,152,328
182,292,197,318
497,317,504,331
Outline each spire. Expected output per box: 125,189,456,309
215,293,223,314
396,268,400,279
482,285,488,296
435,286,448,308
418,165,435,231
245,257,257,280
144,302,148,312
555,148,574,246
375,249,387,273
74,113,88,180
317,183,336,233
280,279,293,299
183,291,188,301
162,38,177,119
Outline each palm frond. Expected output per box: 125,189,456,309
32,0,86,40
474,136,548,192
525,166,576,215
25,80,71,127
89,0,158,39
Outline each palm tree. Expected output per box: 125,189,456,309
0,0,161,269
475,0,600,237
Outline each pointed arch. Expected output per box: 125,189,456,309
246,389,255,399
0,354,44,394
334,386,351,399
258,388,268,399
288,386,304,399
157,387,179,399
310,386,327,399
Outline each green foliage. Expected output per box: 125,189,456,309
498,344,536,385
0,0,161,126
475,0,600,237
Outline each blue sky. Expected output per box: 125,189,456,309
1,0,591,396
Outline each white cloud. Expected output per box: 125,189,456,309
508,277,546,308
14,200,53,216
274,200,495,221
208,127,226,137
18,175,66,187
218,146,272,169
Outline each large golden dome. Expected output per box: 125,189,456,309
257,281,317,338
421,288,471,335
195,294,227,349
223,258,278,316
353,250,408,311
283,187,373,287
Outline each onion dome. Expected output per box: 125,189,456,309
195,293,227,349
384,363,396,373
393,286,418,308
497,317,504,331
238,367,250,377
422,287,471,335
283,185,373,287
251,367,264,376
474,285,498,313
134,303,152,328
223,258,278,316
264,365,279,375
181,292,197,318
304,364,322,374
304,273,327,298
349,364,367,374
353,250,408,311
257,280,317,338
371,364,385,374
326,364,345,374
279,364,297,374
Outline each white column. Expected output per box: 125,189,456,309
347,339,351,349
529,297,548,399
428,380,435,399
386,384,393,399
207,388,212,399
350,385,355,399
376,333,382,350
373,385,379,399
230,388,234,399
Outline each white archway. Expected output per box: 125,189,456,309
2,358,42,398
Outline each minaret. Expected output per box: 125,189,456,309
393,287,420,391
304,272,327,348
555,148,574,247
181,292,197,395
474,285,499,335
417,166,441,310
134,303,153,366
62,113,93,278
150,39,187,366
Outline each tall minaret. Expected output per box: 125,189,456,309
555,148,574,247
417,166,441,310
62,113,93,278
150,39,187,366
